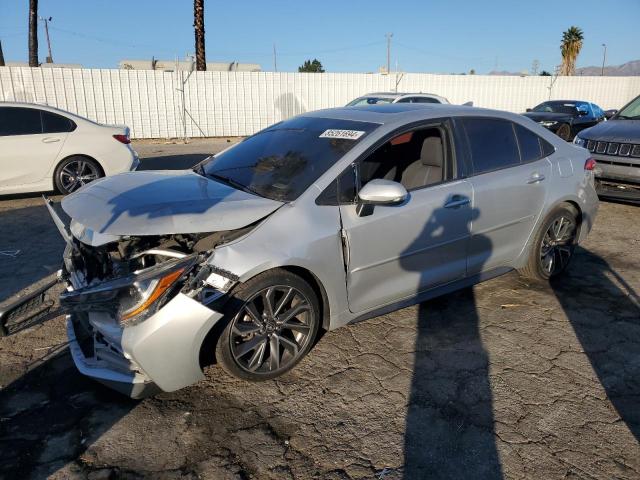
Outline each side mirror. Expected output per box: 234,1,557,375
356,179,407,216
526,108,533,112
604,109,617,119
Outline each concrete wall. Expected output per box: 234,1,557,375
1,67,638,139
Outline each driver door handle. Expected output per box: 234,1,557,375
527,172,545,184
444,195,470,209
42,137,61,143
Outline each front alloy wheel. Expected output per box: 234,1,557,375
215,271,320,381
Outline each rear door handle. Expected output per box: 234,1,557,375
42,137,61,143
527,172,545,184
444,195,470,209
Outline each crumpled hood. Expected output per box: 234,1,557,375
61,170,283,238
522,112,573,123
579,119,640,143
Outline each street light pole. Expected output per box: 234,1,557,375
39,16,53,63
385,33,393,74
601,43,607,76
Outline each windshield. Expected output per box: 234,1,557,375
532,101,587,115
616,96,640,120
346,96,395,107
199,117,378,201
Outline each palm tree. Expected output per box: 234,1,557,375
193,0,206,71
28,0,38,67
560,26,584,76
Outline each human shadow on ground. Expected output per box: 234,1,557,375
400,201,503,478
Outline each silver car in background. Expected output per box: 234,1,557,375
51,103,598,398
347,92,451,106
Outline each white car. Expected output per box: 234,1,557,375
346,92,451,106
0,102,139,194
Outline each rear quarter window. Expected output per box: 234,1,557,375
42,111,75,133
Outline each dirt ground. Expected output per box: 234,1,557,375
0,142,638,479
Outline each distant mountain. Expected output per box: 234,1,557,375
488,60,640,77
575,60,640,76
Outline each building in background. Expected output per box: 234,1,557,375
119,58,261,72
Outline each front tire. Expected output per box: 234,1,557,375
519,204,579,281
215,270,320,381
54,156,103,194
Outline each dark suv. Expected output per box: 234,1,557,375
574,94,640,201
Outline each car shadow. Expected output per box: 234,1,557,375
0,348,137,479
549,247,640,441
399,201,502,478
0,204,64,302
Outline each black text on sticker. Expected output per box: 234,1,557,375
319,129,366,140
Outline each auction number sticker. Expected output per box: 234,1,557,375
319,129,366,140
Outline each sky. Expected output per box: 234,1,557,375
1,0,638,74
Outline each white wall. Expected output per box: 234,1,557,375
1,67,638,139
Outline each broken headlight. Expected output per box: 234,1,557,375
60,255,198,326
117,268,186,325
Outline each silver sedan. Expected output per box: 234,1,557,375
51,103,599,398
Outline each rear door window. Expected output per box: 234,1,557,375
461,118,520,174
0,107,43,136
42,111,75,133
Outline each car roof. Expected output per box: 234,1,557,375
0,101,77,116
302,103,522,126
0,101,99,124
359,92,444,98
541,100,586,104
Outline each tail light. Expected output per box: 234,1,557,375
113,134,130,144
584,158,596,171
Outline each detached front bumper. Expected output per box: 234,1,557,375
66,293,225,399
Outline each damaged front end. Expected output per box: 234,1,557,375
47,199,249,398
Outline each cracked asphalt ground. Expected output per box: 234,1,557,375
1,141,639,479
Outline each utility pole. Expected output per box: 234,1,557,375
193,0,206,71
28,0,38,67
0,40,5,67
273,43,277,72
601,43,607,76
39,16,53,63
385,33,393,74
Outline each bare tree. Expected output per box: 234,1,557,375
194,0,206,71
28,0,39,66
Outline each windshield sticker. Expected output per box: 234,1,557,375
319,129,366,140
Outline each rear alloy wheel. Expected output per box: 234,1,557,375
215,271,320,381
519,204,578,281
556,123,572,141
54,156,103,194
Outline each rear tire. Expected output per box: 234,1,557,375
54,156,103,194
215,270,320,381
518,204,579,281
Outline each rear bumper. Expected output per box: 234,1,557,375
66,293,225,398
